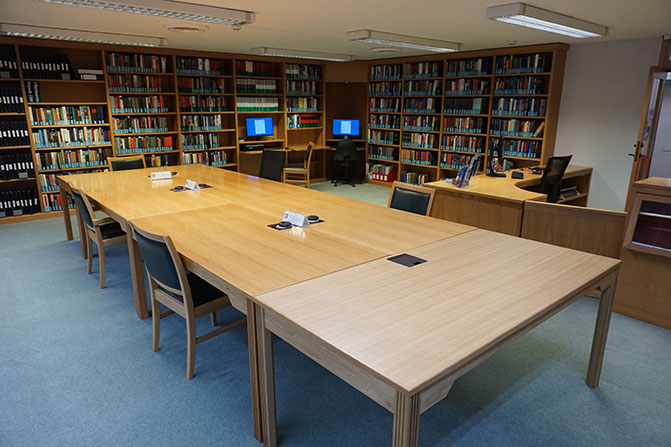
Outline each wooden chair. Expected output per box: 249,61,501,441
70,188,127,288
108,156,146,171
387,181,436,216
128,222,247,379
283,142,314,188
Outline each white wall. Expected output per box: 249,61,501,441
649,85,671,178
554,37,661,211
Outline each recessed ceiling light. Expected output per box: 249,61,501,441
252,47,353,62
370,47,400,54
348,29,460,53
163,23,208,34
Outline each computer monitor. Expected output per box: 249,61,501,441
333,119,360,137
246,117,274,137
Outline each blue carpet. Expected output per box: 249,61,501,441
1,216,670,446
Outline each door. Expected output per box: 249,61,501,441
625,67,668,212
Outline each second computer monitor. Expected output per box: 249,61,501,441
246,117,274,137
333,119,360,137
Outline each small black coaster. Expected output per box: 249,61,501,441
387,253,427,267
267,219,325,230
170,184,212,192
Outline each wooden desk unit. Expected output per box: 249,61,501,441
424,166,592,235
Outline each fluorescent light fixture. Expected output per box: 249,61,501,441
33,0,255,26
0,23,167,47
252,47,353,62
486,3,607,39
348,29,460,53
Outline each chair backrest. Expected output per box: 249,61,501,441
387,181,436,216
303,142,314,169
128,222,191,302
108,156,146,171
540,155,572,203
334,138,358,162
70,188,95,229
521,201,627,258
258,149,286,182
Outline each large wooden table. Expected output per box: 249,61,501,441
57,165,620,446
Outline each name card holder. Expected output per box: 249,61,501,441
283,209,309,227
150,171,172,181
184,179,200,191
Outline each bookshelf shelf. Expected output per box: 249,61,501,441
111,112,178,116
0,177,36,184
23,79,105,84
31,123,110,128
38,165,109,173
0,112,26,116
106,71,174,76
28,102,108,106
0,145,32,150
34,144,112,151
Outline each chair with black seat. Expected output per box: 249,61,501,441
128,222,247,380
387,181,436,216
70,187,126,288
108,156,146,171
258,148,286,182
283,142,314,188
540,155,572,203
332,138,359,187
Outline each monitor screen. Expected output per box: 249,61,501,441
333,119,360,136
246,117,274,137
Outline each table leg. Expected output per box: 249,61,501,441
256,304,277,447
75,206,87,259
127,230,149,320
60,188,73,241
586,272,618,388
392,391,420,447
247,300,264,443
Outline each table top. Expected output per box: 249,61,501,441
255,229,620,394
634,177,671,195
425,165,592,203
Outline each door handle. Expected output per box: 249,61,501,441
628,142,642,159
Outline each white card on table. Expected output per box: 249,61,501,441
283,210,309,227
150,171,172,181
184,179,200,191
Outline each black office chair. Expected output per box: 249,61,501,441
540,155,572,203
128,222,246,380
108,156,146,171
332,138,359,187
387,181,436,216
258,148,286,182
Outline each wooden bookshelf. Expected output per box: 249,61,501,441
365,44,568,186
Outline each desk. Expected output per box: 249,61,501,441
254,229,620,446
424,166,592,235
238,145,330,181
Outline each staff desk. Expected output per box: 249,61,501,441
424,165,592,236
254,229,620,447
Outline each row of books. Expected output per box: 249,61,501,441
491,97,547,116
38,173,61,192
113,116,169,134
369,82,401,97
367,163,396,182
287,113,320,129
370,64,402,81
42,191,75,213
401,171,429,185
404,80,441,96
286,97,318,112
404,62,441,79
110,95,169,114
29,105,106,126
32,127,111,149
445,78,490,95
108,74,166,93
179,95,228,112
285,64,321,79
235,60,275,77
77,69,104,81
179,77,226,94
402,132,438,149
369,114,400,129
494,76,547,95
1,85,24,113
0,153,34,180
20,51,72,80
0,189,40,217
0,121,30,147
440,153,475,170
368,129,399,145
236,97,280,112
495,53,551,74
181,114,221,131
443,117,487,134
444,98,488,115
368,145,396,160
286,80,318,95
148,154,171,167
182,150,229,166
0,47,19,78
446,58,491,77
490,119,542,138
441,135,486,153
36,148,112,171
181,133,219,150
176,57,228,75
403,115,439,131
404,98,439,114
369,97,400,113
492,139,542,158
401,149,436,166
107,52,169,73
236,78,277,94
25,81,40,103
114,136,174,154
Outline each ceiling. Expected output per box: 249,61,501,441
1,0,670,59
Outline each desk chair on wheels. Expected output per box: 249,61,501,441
283,142,314,188
388,181,436,216
70,187,126,288
108,156,146,171
540,155,572,203
332,138,360,187
128,222,247,380
258,148,286,182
